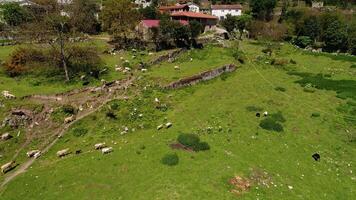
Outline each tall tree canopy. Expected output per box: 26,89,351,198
250,0,277,21
68,0,100,34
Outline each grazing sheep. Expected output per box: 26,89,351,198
157,124,164,130
166,122,173,129
154,98,160,103
174,66,180,70
57,149,70,158
1,161,15,174
26,150,40,158
148,52,154,55
256,113,261,117
102,147,113,154
75,150,82,154
64,115,75,123
141,68,148,72
2,91,15,99
1,133,12,140
263,111,268,117
94,143,106,150
34,152,41,159
312,153,320,161
115,67,122,71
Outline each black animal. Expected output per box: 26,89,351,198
312,153,320,161
256,113,261,117
82,81,90,86
75,150,82,154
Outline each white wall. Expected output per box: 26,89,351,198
188,4,200,13
212,9,242,20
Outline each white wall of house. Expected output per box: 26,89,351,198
211,9,242,20
188,4,199,13
135,0,151,8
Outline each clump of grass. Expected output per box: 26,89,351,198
350,64,356,69
106,111,117,119
311,112,320,117
110,102,119,110
259,111,286,132
271,58,289,66
303,83,316,93
161,153,179,166
246,105,263,112
72,128,88,137
177,133,210,151
290,59,297,64
275,86,286,92
62,105,76,115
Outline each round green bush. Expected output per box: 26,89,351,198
161,153,179,166
194,142,210,151
259,118,284,132
178,134,200,148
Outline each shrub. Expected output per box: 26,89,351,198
177,133,210,151
350,64,356,69
311,112,320,117
62,105,76,115
290,59,297,64
161,153,179,166
4,47,47,77
72,128,88,137
275,87,286,92
106,111,117,119
292,36,313,48
110,102,119,110
259,118,284,132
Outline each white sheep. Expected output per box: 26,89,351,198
102,147,113,154
94,143,106,150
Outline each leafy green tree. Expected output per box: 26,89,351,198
189,20,203,39
68,0,101,34
250,0,277,21
139,5,159,19
0,3,30,26
236,14,252,40
300,16,321,41
221,14,237,34
101,0,140,40
323,20,348,52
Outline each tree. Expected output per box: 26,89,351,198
323,20,348,52
221,14,238,34
0,3,30,26
250,0,277,21
139,5,159,19
100,0,140,41
68,0,100,34
236,14,252,40
189,20,203,39
300,15,321,41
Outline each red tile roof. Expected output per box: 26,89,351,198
211,4,243,10
171,12,218,20
141,20,188,28
159,4,189,11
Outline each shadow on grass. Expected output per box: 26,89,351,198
288,72,356,101
302,51,356,63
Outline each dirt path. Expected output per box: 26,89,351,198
1,77,136,188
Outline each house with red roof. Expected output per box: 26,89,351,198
159,4,190,13
171,11,218,31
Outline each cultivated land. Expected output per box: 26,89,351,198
0,39,355,199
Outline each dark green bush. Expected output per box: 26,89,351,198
110,102,119,110
351,64,356,69
292,36,313,48
311,112,321,117
161,153,179,166
62,105,76,115
106,111,117,119
177,133,210,151
259,118,284,132
275,87,286,92
72,128,88,137
270,111,286,123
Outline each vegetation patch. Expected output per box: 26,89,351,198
259,111,286,132
177,133,210,152
72,127,88,137
161,153,179,166
311,112,321,118
275,86,286,92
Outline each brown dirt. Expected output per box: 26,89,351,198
169,143,194,152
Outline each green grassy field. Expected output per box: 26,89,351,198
0,40,355,199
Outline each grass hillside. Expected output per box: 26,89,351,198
0,40,355,199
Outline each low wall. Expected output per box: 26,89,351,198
149,48,186,66
165,64,237,89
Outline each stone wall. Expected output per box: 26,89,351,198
149,48,187,66
165,64,237,89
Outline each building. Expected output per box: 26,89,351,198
187,2,199,13
135,0,152,8
171,11,218,31
211,4,242,20
312,1,324,8
137,19,188,41
159,4,189,13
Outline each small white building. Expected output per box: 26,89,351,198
187,2,200,13
312,1,324,8
211,4,243,20
135,0,152,8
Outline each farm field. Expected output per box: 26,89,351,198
0,40,355,200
